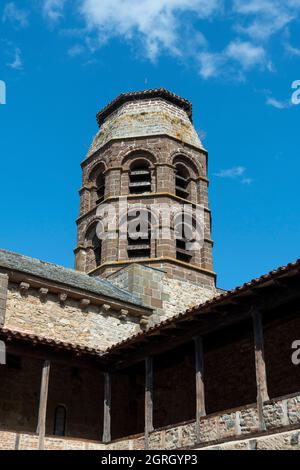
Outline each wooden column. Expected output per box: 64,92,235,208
252,309,269,431
37,360,51,450
194,337,206,441
102,372,111,443
145,357,154,449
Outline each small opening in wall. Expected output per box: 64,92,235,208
53,405,67,436
129,160,151,194
175,164,190,199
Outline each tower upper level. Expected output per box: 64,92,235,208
86,88,205,159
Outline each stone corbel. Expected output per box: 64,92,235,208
119,309,129,321
19,282,30,297
140,316,149,330
80,298,90,310
39,288,49,303
101,304,111,316
59,293,68,307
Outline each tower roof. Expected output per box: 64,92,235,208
96,88,192,126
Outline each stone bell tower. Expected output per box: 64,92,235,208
75,89,216,319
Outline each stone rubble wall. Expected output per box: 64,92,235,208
4,283,141,350
0,274,8,326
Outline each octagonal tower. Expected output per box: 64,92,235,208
75,89,215,294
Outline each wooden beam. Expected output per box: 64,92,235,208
252,309,269,431
102,372,111,443
194,337,206,442
145,357,154,449
37,360,51,450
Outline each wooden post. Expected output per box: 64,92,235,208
37,360,51,450
194,337,206,442
102,372,111,443
252,309,269,431
145,357,154,449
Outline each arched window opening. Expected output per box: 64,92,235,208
127,211,151,259
53,405,66,436
175,164,190,199
92,233,102,266
85,224,102,269
175,216,196,264
96,172,105,203
129,160,151,195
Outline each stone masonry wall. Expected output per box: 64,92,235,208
108,264,216,325
0,273,8,326
87,98,204,157
4,282,141,350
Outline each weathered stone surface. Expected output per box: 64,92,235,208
4,283,141,349
87,98,204,157
0,273,8,326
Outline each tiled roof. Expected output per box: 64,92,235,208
0,249,144,307
107,258,300,352
0,327,102,357
96,88,192,125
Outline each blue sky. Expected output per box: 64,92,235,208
0,0,299,290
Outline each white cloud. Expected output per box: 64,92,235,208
233,0,300,40
7,47,23,70
2,2,28,27
43,0,66,21
79,0,221,61
199,41,268,79
226,41,266,69
214,166,246,178
38,0,300,78
266,97,290,109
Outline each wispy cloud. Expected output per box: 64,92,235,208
199,40,269,79
43,0,66,22
214,166,253,184
6,47,23,70
68,44,85,57
214,166,246,178
266,97,290,109
2,2,29,28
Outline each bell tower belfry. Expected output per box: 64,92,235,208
75,89,216,315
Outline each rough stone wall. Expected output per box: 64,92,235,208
4,282,141,350
0,273,8,325
108,263,216,324
2,395,300,450
87,98,204,157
